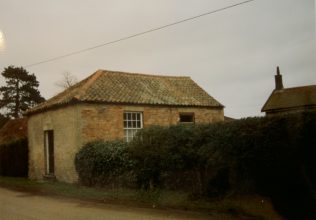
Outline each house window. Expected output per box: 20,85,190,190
179,113,195,123
124,112,143,142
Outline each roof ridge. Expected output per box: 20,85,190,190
281,84,316,91
100,69,190,79
74,70,104,100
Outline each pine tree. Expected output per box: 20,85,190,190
0,66,45,118
0,113,8,128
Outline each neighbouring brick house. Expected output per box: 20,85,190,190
26,70,224,183
0,118,28,177
262,67,316,116
0,118,27,145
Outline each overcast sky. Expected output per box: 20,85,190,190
0,0,315,118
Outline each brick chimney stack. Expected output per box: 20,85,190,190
275,66,284,90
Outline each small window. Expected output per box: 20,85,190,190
124,112,143,142
179,113,194,123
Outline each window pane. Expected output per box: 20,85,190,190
179,114,194,123
123,113,127,120
124,121,127,128
136,121,141,128
132,113,136,120
128,130,133,138
125,130,128,138
125,130,129,140
124,129,128,138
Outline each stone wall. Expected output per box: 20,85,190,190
28,105,81,183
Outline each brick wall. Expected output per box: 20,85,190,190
28,103,223,183
80,103,224,143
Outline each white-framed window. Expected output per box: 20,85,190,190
124,112,143,142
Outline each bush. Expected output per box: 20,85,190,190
196,112,316,219
74,112,316,219
128,112,316,195
75,140,135,187
129,125,203,190
0,138,28,177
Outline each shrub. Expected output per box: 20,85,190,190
74,112,316,219
0,138,28,177
198,112,316,219
75,140,135,187
129,112,316,195
128,126,168,189
129,125,201,190
142,112,316,219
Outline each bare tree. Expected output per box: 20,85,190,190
55,72,78,89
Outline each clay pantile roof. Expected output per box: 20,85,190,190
0,118,27,145
26,70,223,115
261,85,316,112
224,116,235,121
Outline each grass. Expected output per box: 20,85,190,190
0,176,282,220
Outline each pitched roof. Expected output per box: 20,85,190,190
26,70,223,115
224,116,235,121
261,85,316,112
0,118,27,145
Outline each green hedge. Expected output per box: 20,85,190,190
75,112,316,194
75,112,316,219
0,138,28,177
129,125,209,191
129,112,316,219
128,112,316,195
75,140,135,187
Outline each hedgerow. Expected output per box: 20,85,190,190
75,140,135,187
0,138,28,177
75,111,316,219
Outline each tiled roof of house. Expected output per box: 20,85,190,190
26,70,223,115
0,118,27,145
224,116,235,121
261,85,316,112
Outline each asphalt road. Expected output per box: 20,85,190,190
0,187,228,220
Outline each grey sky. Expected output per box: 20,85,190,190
0,0,315,118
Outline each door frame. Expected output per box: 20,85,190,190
44,130,54,175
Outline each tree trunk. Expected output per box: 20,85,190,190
14,80,20,118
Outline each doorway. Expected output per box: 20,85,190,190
44,130,54,175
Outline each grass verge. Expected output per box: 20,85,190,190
0,176,282,220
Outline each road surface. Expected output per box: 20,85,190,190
0,187,230,220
